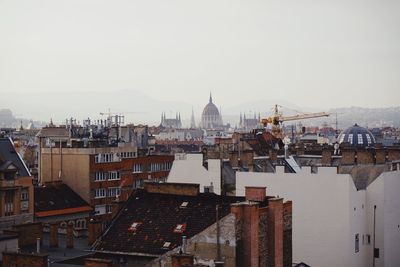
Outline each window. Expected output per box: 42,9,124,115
106,204,113,214
128,222,142,232
348,134,353,144
366,134,372,145
133,179,143,189
173,223,186,233
366,234,371,245
95,153,118,163
180,202,189,208
95,188,106,198
355,234,359,253
95,204,106,215
94,172,107,181
5,191,14,216
162,242,171,248
133,164,143,173
357,134,363,144
109,171,120,180
20,190,29,201
108,187,121,197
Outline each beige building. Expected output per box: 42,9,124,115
0,138,34,230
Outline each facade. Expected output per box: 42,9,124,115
92,182,292,267
0,138,34,230
236,166,400,267
201,94,223,130
34,182,92,234
37,123,174,222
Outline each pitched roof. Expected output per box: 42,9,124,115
93,189,244,256
0,138,30,176
34,183,92,217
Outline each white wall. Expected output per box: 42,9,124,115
366,170,400,267
167,153,221,194
236,166,366,267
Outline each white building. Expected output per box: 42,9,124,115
236,166,400,267
167,153,221,194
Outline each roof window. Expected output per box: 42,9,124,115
128,222,141,232
173,223,186,233
180,201,189,208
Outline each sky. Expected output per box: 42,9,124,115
1,0,399,124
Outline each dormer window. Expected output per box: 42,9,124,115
4,172,15,180
128,222,141,232
173,223,186,233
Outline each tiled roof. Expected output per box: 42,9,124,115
36,127,70,138
94,189,244,256
34,183,92,216
0,138,30,177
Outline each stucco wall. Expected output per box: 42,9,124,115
168,154,221,194
236,167,358,267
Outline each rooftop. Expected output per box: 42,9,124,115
93,184,245,256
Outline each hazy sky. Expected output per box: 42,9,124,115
1,0,399,122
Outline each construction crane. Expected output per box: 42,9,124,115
261,104,329,139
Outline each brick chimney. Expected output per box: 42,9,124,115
144,182,199,196
268,198,284,267
84,258,112,267
49,223,58,248
171,253,194,267
66,222,74,249
230,202,260,267
245,186,266,202
88,219,103,246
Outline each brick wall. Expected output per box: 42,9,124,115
283,201,292,267
375,149,386,164
321,149,332,165
85,258,113,267
356,150,374,164
387,149,400,162
144,182,199,196
245,187,266,202
341,150,355,165
2,252,48,267
268,198,283,267
7,222,42,247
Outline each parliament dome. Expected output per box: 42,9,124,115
338,124,376,147
201,94,222,129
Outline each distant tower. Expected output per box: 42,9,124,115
190,107,196,128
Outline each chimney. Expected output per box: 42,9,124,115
245,186,266,202
66,222,74,249
182,236,187,254
268,198,284,267
88,219,103,246
230,202,260,267
171,253,194,267
49,223,58,248
36,238,40,253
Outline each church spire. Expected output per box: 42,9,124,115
209,92,213,103
190,107,196,128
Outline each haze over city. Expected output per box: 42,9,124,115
1,0,400,124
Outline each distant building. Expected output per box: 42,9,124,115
0,138,34,230
338,124,376,147
239,112,260,132
201,94,223,129
160,112,182,128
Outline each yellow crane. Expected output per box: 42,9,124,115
261,104,329,139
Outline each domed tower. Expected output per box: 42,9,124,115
201,93,223,129
338,124,376,147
